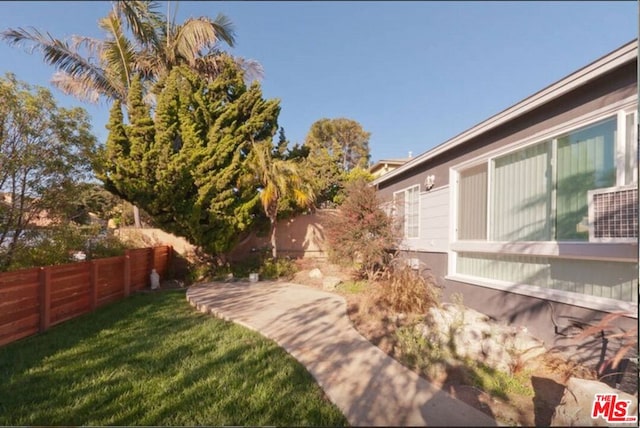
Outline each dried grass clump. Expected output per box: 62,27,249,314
378,261,440,314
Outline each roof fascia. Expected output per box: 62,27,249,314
373,39,638,186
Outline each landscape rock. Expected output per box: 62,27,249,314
551,377,638,427
420,303,546,373
322,276,342,291
309,268,323,279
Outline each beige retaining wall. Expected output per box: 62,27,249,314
115,209,335,260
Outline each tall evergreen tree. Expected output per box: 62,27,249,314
304,118,371,171
102,61,280,256
2,1,261,227
302,117,371,205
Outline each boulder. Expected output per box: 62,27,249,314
551,377,638,427
421,303,546,373
309,268,323,279
322,276,342,291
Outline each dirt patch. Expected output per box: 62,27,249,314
290,258,607,426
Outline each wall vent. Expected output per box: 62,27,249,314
588,185,638,242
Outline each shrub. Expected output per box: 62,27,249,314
336,280,368,294
205,250,298,282
260,257,297,280
4,226,132,271
325,179,399,280
378,259,440,314
88,233,130,259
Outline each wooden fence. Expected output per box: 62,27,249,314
0,245,172,347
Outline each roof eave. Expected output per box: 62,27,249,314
373,39,638,187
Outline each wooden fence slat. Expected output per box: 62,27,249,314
1,245,170,347
0,302,38,322
39,267,51,332
124,252,131,297
90,261,98,310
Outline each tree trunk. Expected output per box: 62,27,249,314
270,218,277,259
133,205,142,228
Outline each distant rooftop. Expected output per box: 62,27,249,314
369,156,412,178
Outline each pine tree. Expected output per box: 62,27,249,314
100,101,132,197
126,75,155,208
103,61,281,256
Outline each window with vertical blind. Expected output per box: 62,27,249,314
393,185,419,239
556,118,616,240
625,112,638,185
452,113,637,308
458,164,487,240
457,116,628,242
492,141,552,241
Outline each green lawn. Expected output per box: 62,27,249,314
0,290,348,426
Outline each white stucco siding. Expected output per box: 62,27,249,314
401,186,449,253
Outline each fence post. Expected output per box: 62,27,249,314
90,260,99,310
39,267,51,332
151,246,158,271
166,245,173,277
124,251,131,297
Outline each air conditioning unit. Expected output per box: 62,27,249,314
588,185,638,242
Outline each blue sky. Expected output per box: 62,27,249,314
0,1,637,164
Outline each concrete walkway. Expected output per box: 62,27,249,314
187,281,498,427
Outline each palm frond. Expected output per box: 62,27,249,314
50,71,102,104
99,12,136,92
135,48,167,81
1,27,117,101
245,140,316,216
261,182,278,213
113,0,162,50
210,13,236,47
193,55,226,81
173,18,225,67
233,56,264,83
69,35,103,61
293,188,313,207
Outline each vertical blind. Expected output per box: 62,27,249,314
458,164,487,239
556,118,616,240
491,142,552,241
406,186,420,238
625,113,637,185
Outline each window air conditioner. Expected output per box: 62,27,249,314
587,185,638,242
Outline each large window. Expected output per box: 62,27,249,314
457,116,627,242
452,113,637,309
457,252,637,304
556,119,616,240
458,164,487,239
394,185,419,239
492,141,552,241
625,112,638,185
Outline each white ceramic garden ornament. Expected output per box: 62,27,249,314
150,269,160,290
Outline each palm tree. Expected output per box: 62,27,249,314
2,1,161,105
244,141,315,259
2,0,261,227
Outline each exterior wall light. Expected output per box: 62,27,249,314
425,175,435,191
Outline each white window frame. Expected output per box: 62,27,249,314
393,184,420,239
453,102,637,247
622,108,638,185
447,98,638,314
